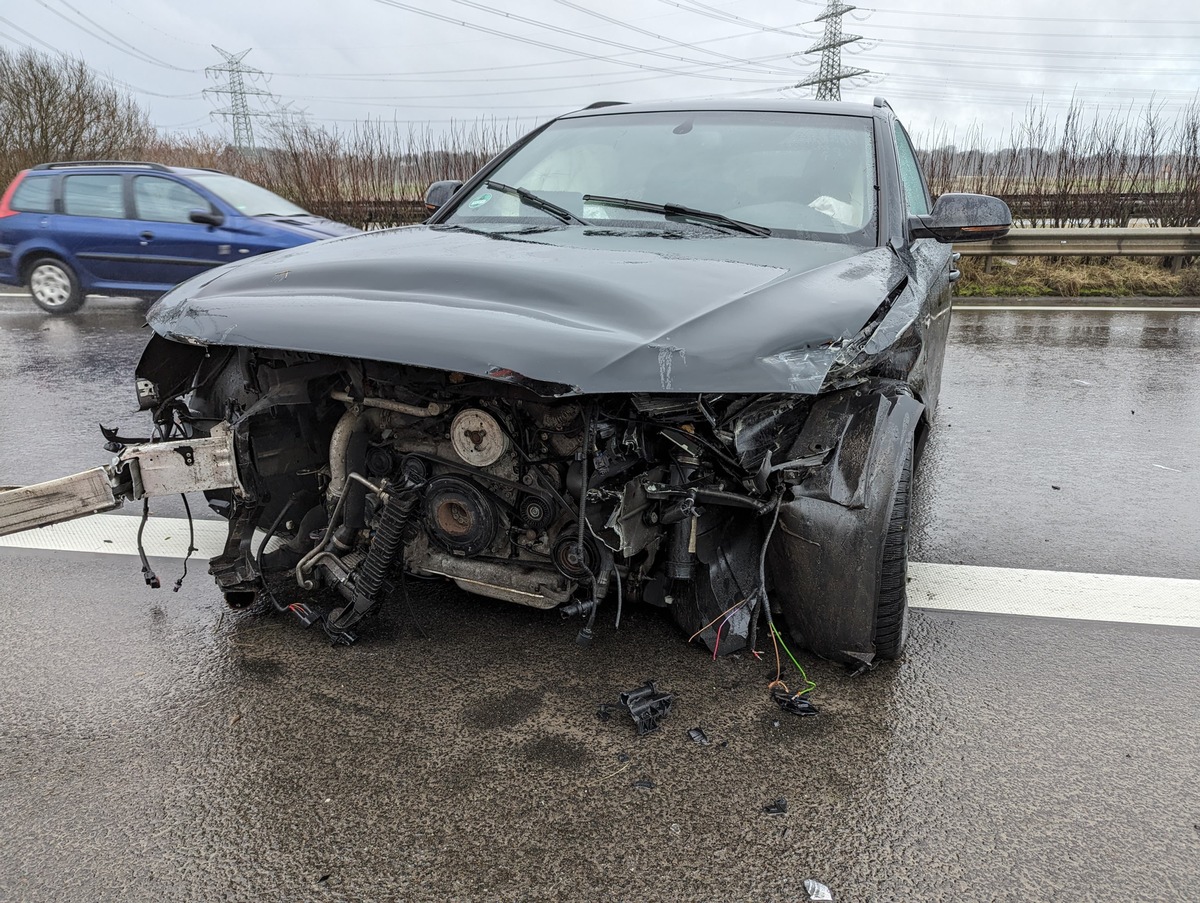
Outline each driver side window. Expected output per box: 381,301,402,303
133,176,210,224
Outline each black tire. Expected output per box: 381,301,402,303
874,440,913,660
26,257,85,314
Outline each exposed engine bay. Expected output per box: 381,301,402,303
185,345,818,653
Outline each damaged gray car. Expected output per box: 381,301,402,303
0,98,1009,672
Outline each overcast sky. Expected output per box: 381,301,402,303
3,0,1198,144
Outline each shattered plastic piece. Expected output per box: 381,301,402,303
596,703,617,723
1051,485,1061,491
618,680,675,736
763,797,788,815
616,752,630,763
805,878,834,901
686,727,710,745
772,687,819,717
632,778,656,790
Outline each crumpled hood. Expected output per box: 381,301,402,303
147,224,906,394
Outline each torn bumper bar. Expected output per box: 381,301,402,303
0,424,242,538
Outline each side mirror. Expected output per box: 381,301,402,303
424,180,464,214
908,193,1011,243
189,208,225,228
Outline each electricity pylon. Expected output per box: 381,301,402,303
794,0,869,101
204,47,273,150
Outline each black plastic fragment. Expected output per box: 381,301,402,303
771,687,819,717
632,778,656,790
616,752,630,763
596,703,617,723
763,797,788,815
618,680,675,736
687,727,710,745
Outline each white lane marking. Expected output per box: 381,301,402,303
2,515,1198,628
908,561,1200,628
0,513,232,557
954,305,1200,312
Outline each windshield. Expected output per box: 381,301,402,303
189,173,308,217
443,110,877,242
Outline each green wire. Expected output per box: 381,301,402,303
771,623,817,696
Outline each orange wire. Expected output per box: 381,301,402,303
687,597,748,644
766,623,787,693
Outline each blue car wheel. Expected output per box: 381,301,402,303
27,257,84,314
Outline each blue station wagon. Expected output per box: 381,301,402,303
0,161,358,313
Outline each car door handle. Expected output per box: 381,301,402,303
949,250,961,283
140,231,155,241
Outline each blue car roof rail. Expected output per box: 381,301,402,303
32,161,173,172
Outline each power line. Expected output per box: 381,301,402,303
368,0,795,81
0,19,202,97
872,7,1200,26
33,0,200,72
544,0,786,74
439,0,795,74
261,27,801,82
655,0,814,38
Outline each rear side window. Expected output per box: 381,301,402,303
133,176,209,223
63,174,126,218
11,176,54,213
893,123,931,216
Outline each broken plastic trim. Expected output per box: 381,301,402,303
618,681,675,736
771,687,819,717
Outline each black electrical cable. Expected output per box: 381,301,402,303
575,407,598,646
754,493,786,639
137,498,160,589
399,566,430,639
172,493,197,592
256,495,300,613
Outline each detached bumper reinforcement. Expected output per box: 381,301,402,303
0,423,242,538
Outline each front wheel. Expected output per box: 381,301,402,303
873,440,913,660
27,257,85,314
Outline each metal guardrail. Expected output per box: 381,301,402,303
955,227,1200,258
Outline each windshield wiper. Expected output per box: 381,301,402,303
486,181,587,225
582,195,771,237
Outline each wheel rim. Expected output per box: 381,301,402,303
30,264,72,308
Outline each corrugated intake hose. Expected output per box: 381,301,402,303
328,483,420,632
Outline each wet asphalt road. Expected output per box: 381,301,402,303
1,295,1199,902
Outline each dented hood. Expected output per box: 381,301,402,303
147,224,906,394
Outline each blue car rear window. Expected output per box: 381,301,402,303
63,174,126,218
12,176,54,214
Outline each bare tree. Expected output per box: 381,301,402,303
0,47,153,186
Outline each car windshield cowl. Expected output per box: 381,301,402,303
582,194,771,237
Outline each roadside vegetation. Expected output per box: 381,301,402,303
1,47,1196,293
916,98,1200,228
956,256,1200,298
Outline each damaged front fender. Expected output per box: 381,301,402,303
767,383,923,665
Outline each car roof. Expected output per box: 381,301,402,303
558,97,886,120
